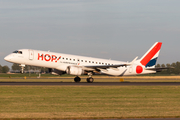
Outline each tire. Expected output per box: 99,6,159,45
74,76,81,83
86,77,94,83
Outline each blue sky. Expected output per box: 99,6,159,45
1,0,180,67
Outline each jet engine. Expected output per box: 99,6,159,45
66,66,84,76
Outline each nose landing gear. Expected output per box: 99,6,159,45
19,64,25,73
86,72,94,83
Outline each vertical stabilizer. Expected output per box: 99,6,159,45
139,42,162,67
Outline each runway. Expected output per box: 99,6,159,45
1,82,180,86
0,118,177,120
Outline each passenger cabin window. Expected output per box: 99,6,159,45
13,50,22,54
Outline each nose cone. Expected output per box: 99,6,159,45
4,56,8,61
4,55,13,62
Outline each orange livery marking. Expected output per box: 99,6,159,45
44,54,51,61
140,42,162,66
51,55,56,62
38,53,60,63
38,53,43,60
136,65,143,74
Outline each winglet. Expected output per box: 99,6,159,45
131,56,138,64
127,56,138,65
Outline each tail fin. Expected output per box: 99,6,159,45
139,42,162,67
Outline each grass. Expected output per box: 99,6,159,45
0,86,180,119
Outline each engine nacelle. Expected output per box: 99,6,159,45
66,66,84,76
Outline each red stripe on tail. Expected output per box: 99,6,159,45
140,42,162,66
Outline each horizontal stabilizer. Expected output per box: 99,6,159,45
145,67,174,72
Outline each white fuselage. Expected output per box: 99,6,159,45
4,49,156,76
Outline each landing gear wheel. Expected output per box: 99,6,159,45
74,76,81,83
86,77,94,83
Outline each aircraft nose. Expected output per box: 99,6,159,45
4,56,8,61
4,55,13,61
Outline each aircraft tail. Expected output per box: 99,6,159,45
138,42,162,67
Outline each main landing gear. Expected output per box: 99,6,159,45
86,72,94,83
74,76,81,83
86,77,94,83
74,73,94,83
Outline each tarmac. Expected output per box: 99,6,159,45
1,82,180,86
81,119,180,120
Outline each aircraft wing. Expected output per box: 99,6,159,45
82,56,138,71
81,64,128,73
84,64,128,69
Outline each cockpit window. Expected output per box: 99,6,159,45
13,51,18,53
13,50,22,54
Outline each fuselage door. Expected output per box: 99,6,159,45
29,50,34,60
129,66,133,73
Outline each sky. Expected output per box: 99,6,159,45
1,0,180,68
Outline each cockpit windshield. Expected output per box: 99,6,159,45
13,50,22,54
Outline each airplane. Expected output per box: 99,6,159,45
4,42,164,83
